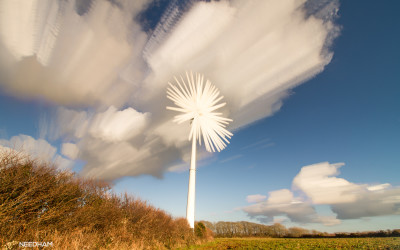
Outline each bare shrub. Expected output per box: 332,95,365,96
0,151,195,249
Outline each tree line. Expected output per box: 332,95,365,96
200,220,400,238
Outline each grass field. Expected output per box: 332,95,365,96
183,237,400,249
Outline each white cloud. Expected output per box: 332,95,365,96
53,107,183,180
331,188,400,220
89,106,150,142
246,194,267,203
243,189,340,225
243,162,400,226
0,0,340,179
152,119,191,148
292,162,362,204
367,183,391,191
0,134,73,170
292,162,400,219
61,143,79,160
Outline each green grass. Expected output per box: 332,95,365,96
182,237,400,249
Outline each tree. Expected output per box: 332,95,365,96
271,223,288,237
288,227,310,237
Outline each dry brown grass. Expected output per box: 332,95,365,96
0,150,196,249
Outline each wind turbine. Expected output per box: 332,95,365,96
166,72,233,228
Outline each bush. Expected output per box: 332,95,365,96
0,151,195,249
195,222,214,242
195,222,206,238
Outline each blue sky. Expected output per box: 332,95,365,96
0,0,399,233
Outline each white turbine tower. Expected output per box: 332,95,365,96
166,72,233,228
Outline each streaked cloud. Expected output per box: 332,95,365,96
241,138,274,151
0,0,340,180
243,162,400,225
220,154,243,164
0,0,148,107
